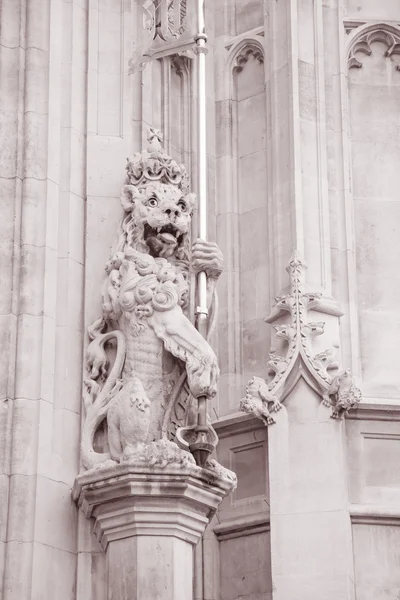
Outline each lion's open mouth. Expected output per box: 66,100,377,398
144,223,184,257
144,223,183,244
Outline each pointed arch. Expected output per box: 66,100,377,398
347,23,400,70
226,37,265,76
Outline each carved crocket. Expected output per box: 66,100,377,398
81,130,224,470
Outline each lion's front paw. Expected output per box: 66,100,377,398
191,239,223,280
271,399,282,413
322,393,331,407
262,414,275,426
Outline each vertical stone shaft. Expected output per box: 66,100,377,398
0,0,26,591
1,1,52,596
263,0,356,598
0,0,87,597
268,393,355,598
106,536,193,600
264,0,331,294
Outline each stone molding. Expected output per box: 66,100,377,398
213,512,270,541
347,402,400,421
344,20,367,35
224,26,264,52
350,504,400,526
212,412,263,438
73,464,233,550
347,23,400,70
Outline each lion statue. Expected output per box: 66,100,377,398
240,376,282,426
81,129,226,472
322,369,362,419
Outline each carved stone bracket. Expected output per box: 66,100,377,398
240,254,362,424
348,24,400,70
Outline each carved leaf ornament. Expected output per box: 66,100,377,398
240,254,362,424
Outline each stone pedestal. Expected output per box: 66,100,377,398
73,463,232,600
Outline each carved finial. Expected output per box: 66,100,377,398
147,127,164,153
286,250,306,274
286,251,307,295
289,249,304,263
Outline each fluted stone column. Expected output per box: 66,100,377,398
74,465,231,600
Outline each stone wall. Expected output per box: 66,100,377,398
0,0,400,598
348,25,400,400
347,407,400,598
0,1,87,598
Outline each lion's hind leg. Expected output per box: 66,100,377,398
107,401,122,462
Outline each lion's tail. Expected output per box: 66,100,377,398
81,329,126,470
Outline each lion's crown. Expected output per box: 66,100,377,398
125,128,189,193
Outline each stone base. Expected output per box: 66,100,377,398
73,463,235,600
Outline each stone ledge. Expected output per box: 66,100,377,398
212,412,263,438
213,511,270,541
350,504,400,526
347,401,400,421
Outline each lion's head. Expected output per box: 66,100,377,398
119,182,195,263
